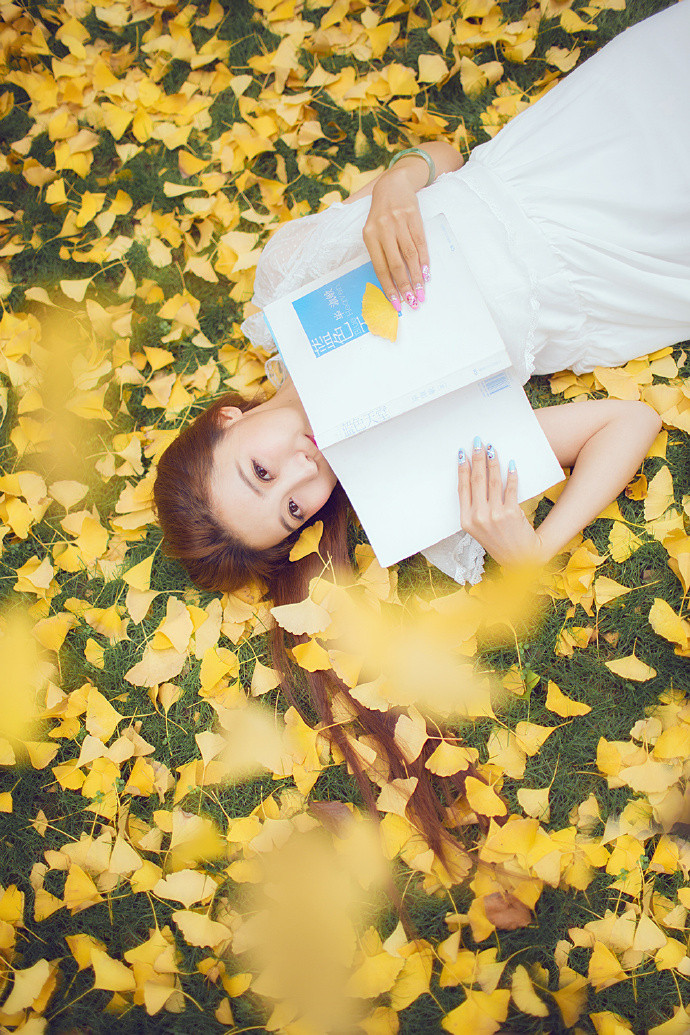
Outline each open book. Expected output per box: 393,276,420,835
263,214,564,567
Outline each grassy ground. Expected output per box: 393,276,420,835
1,0,689,1032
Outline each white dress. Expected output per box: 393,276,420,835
242,1,690,584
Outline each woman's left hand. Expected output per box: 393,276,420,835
457,440,544,566
361,168,430,312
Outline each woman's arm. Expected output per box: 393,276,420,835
343,142,464,312
457,399,662,566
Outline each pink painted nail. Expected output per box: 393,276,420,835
422,265,431,282
390,295,402,314
415,284,425,304
405,291,418,310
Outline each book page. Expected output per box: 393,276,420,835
263,214,510,449
323,368,564,568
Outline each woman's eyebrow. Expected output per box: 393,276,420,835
236,461,295,534
236,461,262,497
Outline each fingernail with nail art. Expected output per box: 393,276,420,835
415,284,425,304
405,291,418,310
390,295,402,314
508,459,516,473
487,443,495,460
422,265,431,282
457,448,466,465
473,436,482,451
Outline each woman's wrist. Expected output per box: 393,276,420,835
381,158,433,194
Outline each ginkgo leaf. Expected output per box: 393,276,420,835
362,282,398,342
60,277,91,302
394,709,428,764
85,684,123,742
271,597,331,635
289,520,323,561
376,777,418,817
2,959,51,1013
588,941,627,991
347,951,404,998
649,597,690,651
442,989,511,1034
91,948,136,992
465,777,507,818
552,968,589,1026
605,655,657,681
545,680,591,717
425,740,474,776
250,660,281,696
153,869,217,908
511,964,549,1016
172,910,231,948
418,53,448,83
122,553,154,591
484,892,532,931
292,638,331,672
517,786,550,822
609,521,642,562
63,864,104,914
594,576,633,608
514,721,555,756
644,466,674,521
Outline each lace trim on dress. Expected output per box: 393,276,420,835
461,161,542,382
421,530,486,586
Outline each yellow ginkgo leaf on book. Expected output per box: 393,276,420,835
362,282,398,342
605,654,657,681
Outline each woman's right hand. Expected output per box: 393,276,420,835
361,166,431,314
457,440,543,566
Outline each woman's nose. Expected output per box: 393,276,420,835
284,451,317,484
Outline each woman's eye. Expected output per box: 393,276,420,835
252,461,270,481
288,499,302,520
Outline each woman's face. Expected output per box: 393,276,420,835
210,401,338,550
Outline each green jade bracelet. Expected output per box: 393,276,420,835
387,146,436,186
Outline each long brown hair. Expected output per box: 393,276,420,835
153,392,482,867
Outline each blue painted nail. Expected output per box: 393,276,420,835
508,459,516,473
458,448,466,464
473,436,482,451
486,444,495,460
